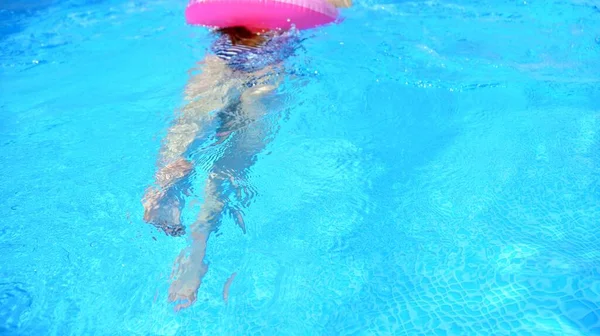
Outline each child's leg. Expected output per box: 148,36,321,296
143,58,241,236
167,82,281,309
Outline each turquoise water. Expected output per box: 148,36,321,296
2,0,600,334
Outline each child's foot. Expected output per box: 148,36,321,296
142,188,186,236
168,243,208,311
142,159,193,237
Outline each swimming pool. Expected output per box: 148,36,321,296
1,0,600,334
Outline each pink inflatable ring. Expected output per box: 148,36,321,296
185,0,339,31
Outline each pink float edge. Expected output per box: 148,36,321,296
184,0,339,31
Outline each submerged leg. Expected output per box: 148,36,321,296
168,84,281,309
143,59,240,236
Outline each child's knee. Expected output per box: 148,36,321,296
243,85,276,99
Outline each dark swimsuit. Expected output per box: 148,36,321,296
210,31,300,73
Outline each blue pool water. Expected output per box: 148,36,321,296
2,0,600,334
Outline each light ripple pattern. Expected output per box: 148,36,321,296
1,0,600,335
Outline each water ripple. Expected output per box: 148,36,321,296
0,282,33,332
